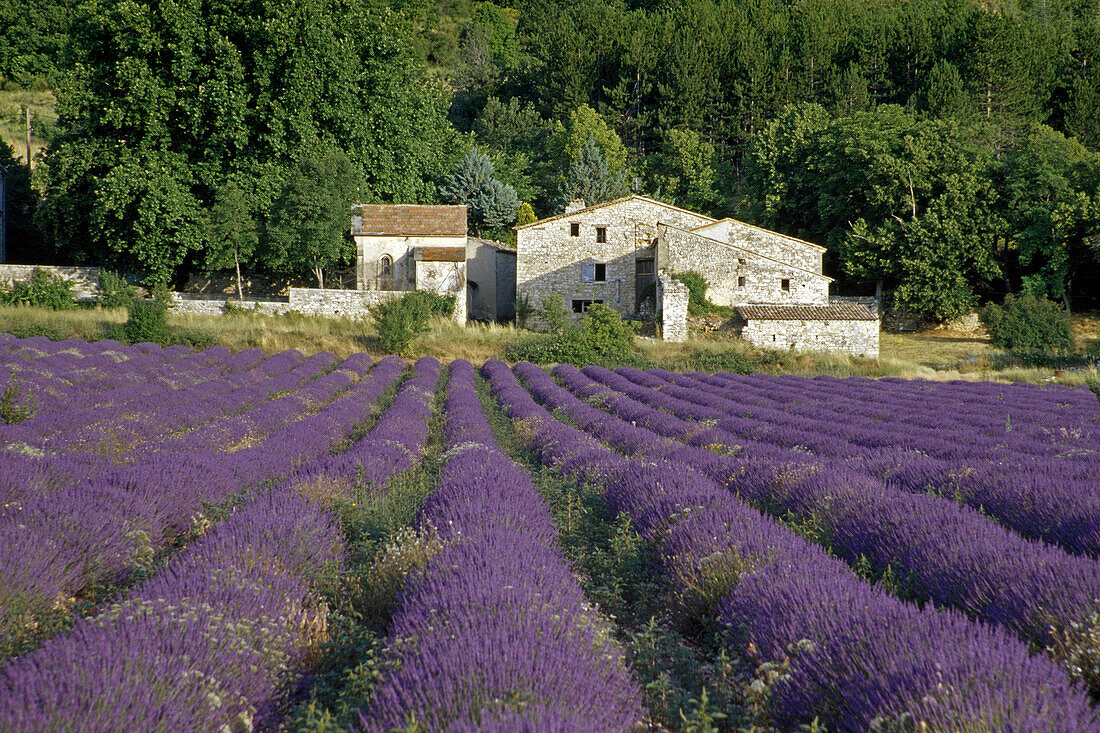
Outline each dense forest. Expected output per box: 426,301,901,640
2,0,1099,319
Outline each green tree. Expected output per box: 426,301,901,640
911,60,970,120
745,104,1003,321
265,151,357,288
205,181,257,300
1002,125,1100,309
39,0,455,283
439,147,519,232
556,137,629,210
648,128,718,212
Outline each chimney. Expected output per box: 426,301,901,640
564,198,586,215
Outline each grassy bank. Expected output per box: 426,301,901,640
1,303,1097,384
0,88,56,166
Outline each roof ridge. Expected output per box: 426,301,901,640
514,194,717,230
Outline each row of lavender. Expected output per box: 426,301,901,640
644,368,1100,555
360,360,642,730
488,361,1097,730
563,363,1100,672
0,345,406,647
0,357,449,729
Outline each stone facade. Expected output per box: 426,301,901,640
352,204,469,322
516,195,879,352
657,273,689,342
516,196,713,328
0,264,103,300
737,304,879,357
466,239,516,322
659,224,830,307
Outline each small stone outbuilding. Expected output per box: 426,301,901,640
353,204,468,322
736,303,879,357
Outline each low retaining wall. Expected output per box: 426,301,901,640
170,288,410,321
0,265,102,300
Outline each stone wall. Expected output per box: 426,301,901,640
741,317,879,357
660,225,830,307
0,264,103,299
690,219,824,272
171,289,403,320
657,273,689,342
517,196,713,328
415,260,467,323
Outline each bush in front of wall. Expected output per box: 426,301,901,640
124,296,169,345
979,294,1074,352
374,292,436,354
0,269,75,310
97,270,140,309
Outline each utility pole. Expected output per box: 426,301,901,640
25,108,32,167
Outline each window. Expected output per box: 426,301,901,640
380,255,392,276
738,258,746,266
738,276,746,287
570,223,580,237
596,227,607,243
572,299,604,313
581,262,607,282
781,278,791,292
636,258,655,275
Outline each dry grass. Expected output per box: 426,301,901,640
2,303,1097,385
0,89,56,167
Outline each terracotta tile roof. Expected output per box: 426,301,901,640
354,205,467,237
736,303,878,321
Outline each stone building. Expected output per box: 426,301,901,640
516,194,878,354
466,238,516,322
352,204,468,322
352,204,517,323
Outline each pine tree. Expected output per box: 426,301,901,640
556,137,629,210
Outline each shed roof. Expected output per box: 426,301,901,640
355,204,467,237
736,303,878,321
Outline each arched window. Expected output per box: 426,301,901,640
380,255,392,277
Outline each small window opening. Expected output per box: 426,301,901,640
572,299,603,313
596,227,607,243
738,276,746,287
380,255,392,276
570,223,580,237
594,263,606,282
772,334,777,342
738,258,746,266
781,278,791,292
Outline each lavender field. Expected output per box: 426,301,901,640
2,333,1099,732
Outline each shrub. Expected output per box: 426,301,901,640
505,304,638,366
539,294,567,334
670,271,711,316
578,303,634,360
515,293,533,329
980,294,1074,352
0,269,75,310
124,298,169,345
97,270,140,309
403,290,455,319
374,293,432,354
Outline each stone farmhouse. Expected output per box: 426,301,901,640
516,195,878,356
